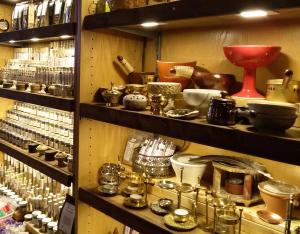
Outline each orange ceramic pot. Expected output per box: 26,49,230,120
258,181,300,218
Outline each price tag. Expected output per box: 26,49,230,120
58,195,75,234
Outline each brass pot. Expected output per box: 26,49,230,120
266,79,300,103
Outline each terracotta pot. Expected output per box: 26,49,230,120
225,179,243,195
157,60,197,80
258,181,300,218
259,186,289,218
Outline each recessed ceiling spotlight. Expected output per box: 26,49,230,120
9,40,16,44
141,21,159,28
240,9,268,18
30,37,40,42
60,35,72,39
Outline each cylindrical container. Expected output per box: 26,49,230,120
45,150,57,161
37,214,47,228
41,217,52,233
67,155,73,172
16,82,26,91
24,213,33,222
207,92,236,125
47,221,57,234
32,210,42,227
266,79,300,103
31,84,41,93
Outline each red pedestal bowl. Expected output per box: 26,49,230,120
224,45,281,98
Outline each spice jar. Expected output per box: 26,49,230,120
41,217,52,233
207,92,237,125
47,221,57,234
12,200,27,222
67,155,73,172
37,214,47,228
32,210,42,227
55,152,67,167
24,213,33,222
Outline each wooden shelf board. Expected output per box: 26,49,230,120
0,23,76,43
0,88,75,111
0,139,73,186
79,187,203,234
83,0,300,31
80,103,300,165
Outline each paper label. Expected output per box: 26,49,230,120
36,4,43,17
55,0,62,15
42,0,49,16
173,65,194,78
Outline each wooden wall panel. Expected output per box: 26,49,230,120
80,30,144,103
78,2,146,232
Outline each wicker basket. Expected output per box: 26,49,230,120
107,0,148,11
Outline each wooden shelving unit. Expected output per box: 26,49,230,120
83,0,300,30
0,23,76,43
80,103,300,166
0,139,73,186
0,88,75,111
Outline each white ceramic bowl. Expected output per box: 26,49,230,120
170,154,207,185
183,89,221,116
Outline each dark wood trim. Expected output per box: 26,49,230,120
73,0,81,233
0,139,73,186
80,103,300,165
0,88,75,111
0,23,76,43
79,188,175,234
83,0,300,30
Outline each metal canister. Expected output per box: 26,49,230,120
266,79,300,103
207,92,236,125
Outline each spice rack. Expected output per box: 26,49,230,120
0,0,79,195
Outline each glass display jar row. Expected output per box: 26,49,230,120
1,66,74,88
7,110,73,135
15,102,74,126
0,120,73,155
